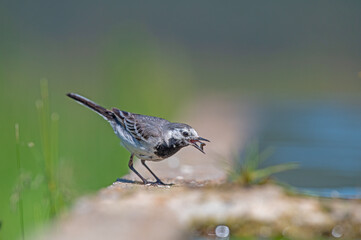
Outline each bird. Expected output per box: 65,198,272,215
66,93,209,185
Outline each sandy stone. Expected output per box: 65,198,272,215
34,95,361,240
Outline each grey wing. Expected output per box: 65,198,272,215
112,108,169,141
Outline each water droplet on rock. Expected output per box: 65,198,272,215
332,225,343,238
215,225,230,238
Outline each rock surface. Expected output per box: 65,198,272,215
36,95,361,240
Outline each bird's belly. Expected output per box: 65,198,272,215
121,140,157,160
124,142,160,160
112,124,160,160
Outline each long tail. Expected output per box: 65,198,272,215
66,93,115,120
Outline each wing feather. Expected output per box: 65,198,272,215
112,108,169,141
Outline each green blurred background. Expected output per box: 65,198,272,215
1,1,361,239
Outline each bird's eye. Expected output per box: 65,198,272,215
182,131,189,137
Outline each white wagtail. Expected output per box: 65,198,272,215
67,93,209,185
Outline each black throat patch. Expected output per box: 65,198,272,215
154,137,186,159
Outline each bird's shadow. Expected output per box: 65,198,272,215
115,178,174,186
115,178,142,184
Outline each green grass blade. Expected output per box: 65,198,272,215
252,162,299,181
15,123,25,240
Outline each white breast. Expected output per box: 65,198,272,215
111,123,162,161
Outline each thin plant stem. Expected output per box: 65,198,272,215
15,123,25,240
36,80,57,218
51,113,63,211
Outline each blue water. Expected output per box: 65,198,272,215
257,101,361,199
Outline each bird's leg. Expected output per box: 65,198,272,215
128,154,148,184
141,160,167,185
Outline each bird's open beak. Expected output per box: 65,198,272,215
189,137,210,154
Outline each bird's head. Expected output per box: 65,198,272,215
165,123,210,153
